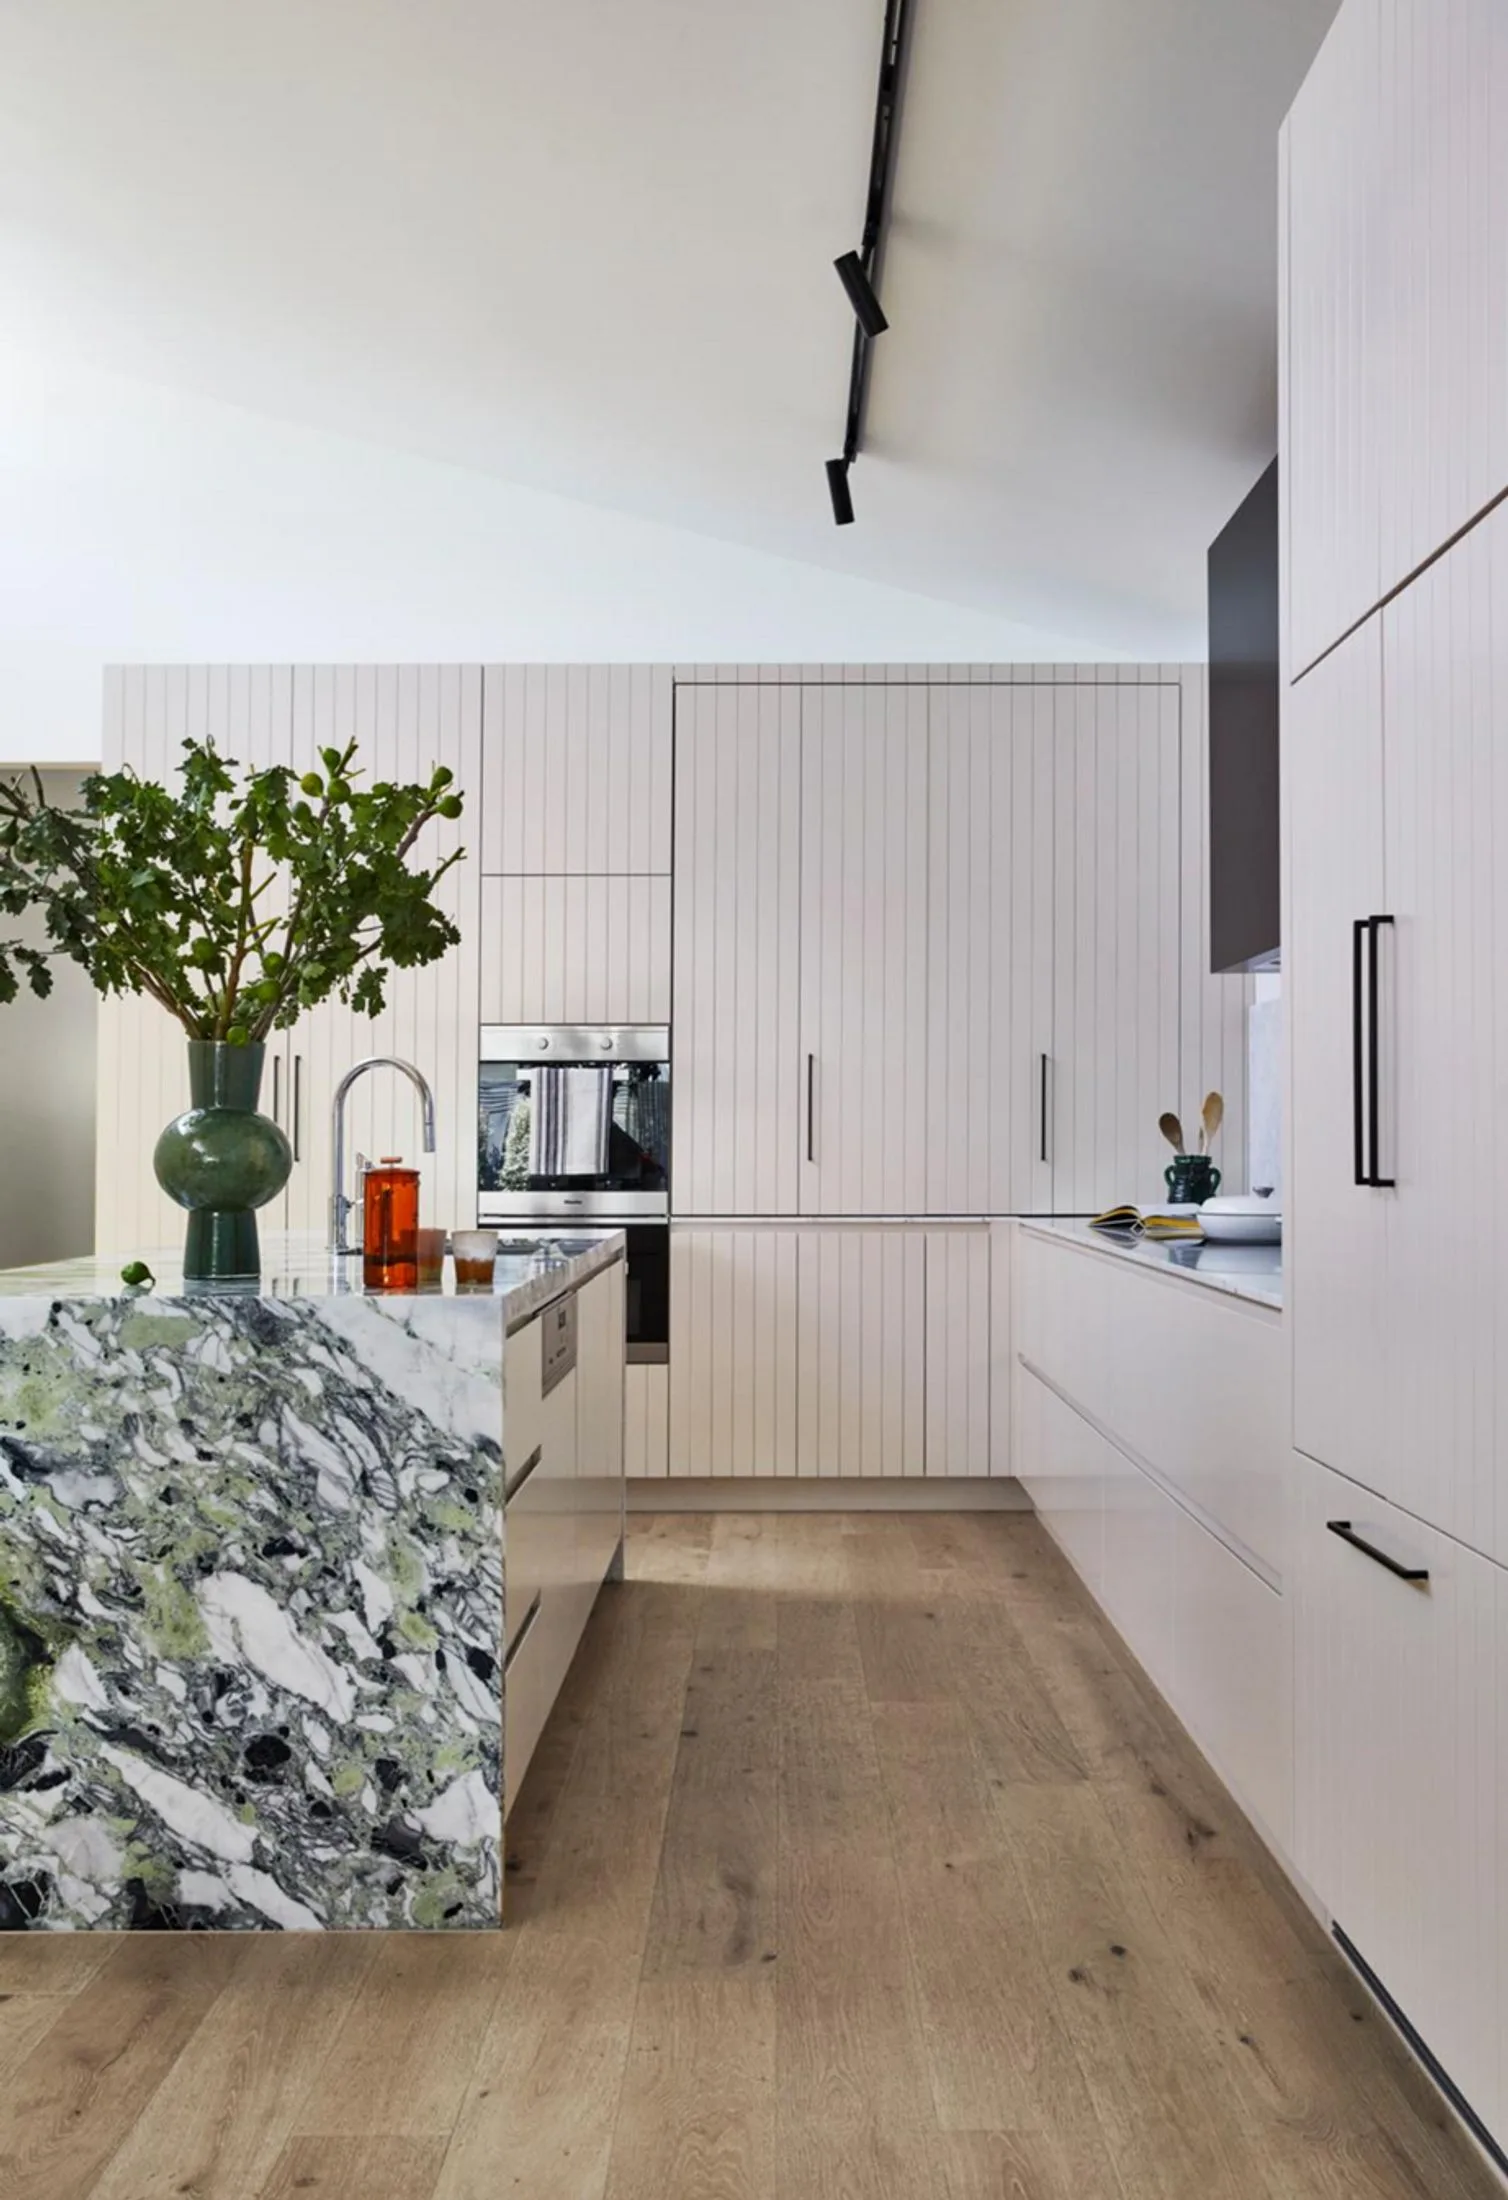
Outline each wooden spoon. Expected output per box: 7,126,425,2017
1200,1091,1224,1155
1158,1111,1185,1153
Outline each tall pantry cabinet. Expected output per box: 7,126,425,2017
1284,0,1508,2157
667,673,1231,1481
672,678,1186,1222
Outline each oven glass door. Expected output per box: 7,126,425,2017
479,1056,670,1200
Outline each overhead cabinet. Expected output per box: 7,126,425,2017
673,680,1184,1219
1283,0,1508,675
479,665,672,874
1289,502,1508,1566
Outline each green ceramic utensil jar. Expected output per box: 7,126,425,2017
1164,1153,1221,1206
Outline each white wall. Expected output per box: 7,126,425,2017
0,348,1117,765
0,771,98,1266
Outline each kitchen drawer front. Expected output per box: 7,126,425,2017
503,1572,602,1824
1014,1365,1105,1598
1017,1230,1286,1581
1294,1456,1502,2144
504,1315,543,1491
1172,1505,1291,1856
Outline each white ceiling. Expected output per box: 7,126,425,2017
0,0,1336,658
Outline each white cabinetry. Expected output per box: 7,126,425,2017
926,688,1054,1213
799,687,930,1216
1290,506,1508,1564
480,666,671,875
668,1227,799,1476
478,874,670,1025
672,680,1194,1221
1294,1456,1503,2142
503,1258,627,1822
1286,622,1391,1496
1012,1226,1291,1851
1048,684,1182,1214
794,1226,927,1476
1283,0,1508,675
1284,1,1508,2153
1381,513,1508,1562
924,1225,993,1478
667,1222,994,1480
1282,0,1385,673
672,686,803,1218
477,665,673,1038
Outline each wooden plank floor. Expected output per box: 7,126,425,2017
0,1512,1497,2200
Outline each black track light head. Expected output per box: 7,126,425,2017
834,251,889,339
826,457,855,526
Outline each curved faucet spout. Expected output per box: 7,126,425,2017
330,1055,438,1254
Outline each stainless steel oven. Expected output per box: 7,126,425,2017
478,1026,670,1363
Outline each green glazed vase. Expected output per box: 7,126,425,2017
153,1042,293,1283
1164,1153,1221,1206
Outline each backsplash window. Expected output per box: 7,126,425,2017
1248,974,1281,1194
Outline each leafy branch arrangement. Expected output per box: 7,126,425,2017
0,738,466,1042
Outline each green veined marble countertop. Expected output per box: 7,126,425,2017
0,1229,624,1326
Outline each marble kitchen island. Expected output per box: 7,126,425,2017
0,1230,626,1932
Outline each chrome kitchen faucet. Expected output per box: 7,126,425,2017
329,1056,437,1254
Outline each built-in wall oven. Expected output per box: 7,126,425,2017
478,1026,669,1363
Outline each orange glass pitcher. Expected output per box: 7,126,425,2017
363,1158,419,1290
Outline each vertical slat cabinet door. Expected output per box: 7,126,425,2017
795,1227,925,1477
672,686,803,1216
1284,0,1384,675
923,1227,992,1477
1287,618,1391,1489
1382,507,1508,1558
478,875,671,1024
1376,0,1508,608
667,1228,799,1476
927,687,1054,1212
1051,684,1181,1214
285,666,482,1242
480,665,672,874
800,685,929,1215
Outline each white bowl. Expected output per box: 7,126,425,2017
1198,1196,1282,1243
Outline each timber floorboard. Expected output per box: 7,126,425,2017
0,1512,1497,2199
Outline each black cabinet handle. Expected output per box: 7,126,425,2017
806,1052,816,1165
271,1054,283,1129
1367,915,1395,1188
1352,919,1367,1186
293,1054,303,1163
1039,1053,1050,1165
1326,1518,1429,1583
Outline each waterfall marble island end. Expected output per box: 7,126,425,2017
0,1230,627,1932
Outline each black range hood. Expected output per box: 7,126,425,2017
1208,457,1280,973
